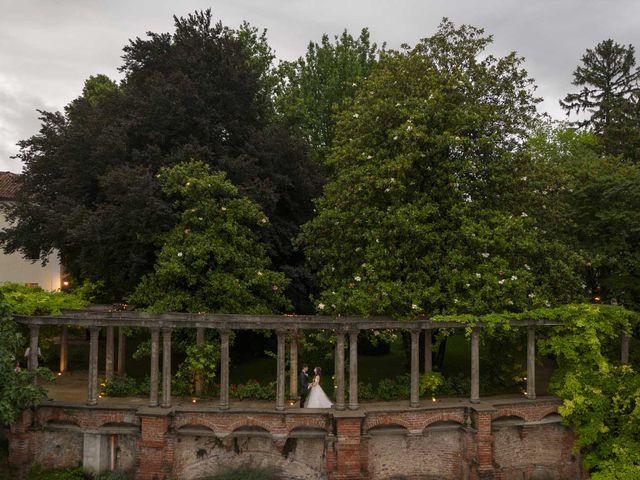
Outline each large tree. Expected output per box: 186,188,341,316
131,161,290,313
560,39,640,161
1,11,321,306
527,125,640,311
298,21,584,317
275,29,381,165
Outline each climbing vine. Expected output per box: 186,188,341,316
434,304,640,478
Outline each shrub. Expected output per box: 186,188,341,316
102,375,139,397
375,378,399,400
173,342,220,396
357,382,376,400
27,465,85,480
419,371,444,397
1,282,89,316
230,380,276,400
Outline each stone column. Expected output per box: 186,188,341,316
276,330,286,411
105,326,115,379
28,325,39,372
470,327,480,403
349,330,359,410
149,328,160,407
335,330,346,410
195,327,205,396
410,329,420,408
621,332,630,364
117,328,126,375
87,327,100,406
60,326,68,374
290,330,298,399
161,328,172,408
526,326,536,400
424,328,432,373
220,329,230,410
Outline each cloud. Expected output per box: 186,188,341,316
1,0,639,172
0,75,54,173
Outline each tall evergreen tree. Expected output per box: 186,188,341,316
560,39,640,161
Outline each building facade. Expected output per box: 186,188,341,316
0,171,63,290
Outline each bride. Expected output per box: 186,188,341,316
304,367,333,408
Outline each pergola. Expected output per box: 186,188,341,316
15,310,630,410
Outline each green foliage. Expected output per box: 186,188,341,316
0,282,89,315
525,125,640,310
364,374,411,401
131,160,291,314
26,465,85,480
0,295,54,425
230,380,276,401
92,473,131,480
560,39,640,161
2,10,320,305
532,304,640,475
205,466,278,480
299,20,583,318
275,28,381,165
419,371,444,397
357,382,376,400
102,375,139,397
25,466,131,480
173,342,220,396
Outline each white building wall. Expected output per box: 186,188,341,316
0,207,62,291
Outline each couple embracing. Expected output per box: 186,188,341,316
299,364,333,408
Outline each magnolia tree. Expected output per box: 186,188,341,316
131,160,291,314
298,21,584,318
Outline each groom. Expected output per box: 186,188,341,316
299,364,310,408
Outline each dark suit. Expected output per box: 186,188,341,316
299,370,309,407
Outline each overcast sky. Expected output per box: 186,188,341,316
1,0,639,173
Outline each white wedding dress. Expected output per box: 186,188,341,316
305,375,333,408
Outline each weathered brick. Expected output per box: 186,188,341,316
8,399,586,480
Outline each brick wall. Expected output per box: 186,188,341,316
493,424,580,480
8,399,586,480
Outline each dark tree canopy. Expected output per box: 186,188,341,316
560,39,640,161
1,10,321,306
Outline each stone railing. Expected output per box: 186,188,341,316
14,310,631,411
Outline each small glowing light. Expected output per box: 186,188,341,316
192,398,197,403
63,281,69,287
57,372,62,376
594,296,602,303
98,395,103,398
523,391,527,396
523,377,527,381
432,397,436,402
